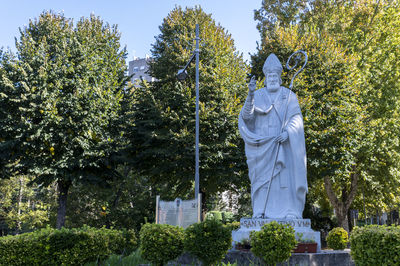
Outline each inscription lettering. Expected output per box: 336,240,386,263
240,219,311,229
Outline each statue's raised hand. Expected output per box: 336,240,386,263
248,76,256,94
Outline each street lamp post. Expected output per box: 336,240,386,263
177,24,200,199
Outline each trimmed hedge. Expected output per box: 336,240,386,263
184,219,232,265
327,227,348,250
0,225,137,266
250,221,296,265
139,223,184,266
350,225,400,265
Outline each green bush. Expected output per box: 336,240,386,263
205,211,223,222
326,227,348,250
0,225,137,266
225,221,241,231
139,223,184,266
85,249,149,266
222,212,234,223
350,225,400,265
184,219,232,265
121,228,138,254
205,211,235,224
250,221,296,265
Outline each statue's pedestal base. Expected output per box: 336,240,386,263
232,218,321,252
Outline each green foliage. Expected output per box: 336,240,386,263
251,0,400,229
252,23,363,184
121,228,138,254
296,232,316,244
129,6,249,201
350,225,400,265
0,11,129,227
64,171,155,232
221,263,238,266
0,175,56,234
0,226,136,265
225,221,241,231
303,185,338,233
184,219,232,265
0,10,128,184
222,211,234,223
85,249,149,266
252,22,363,230
326,227,348,250
254,0,309,39
139,223,184,266
250,221,296,265
205,210,223,222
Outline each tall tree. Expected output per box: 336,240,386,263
254,0,310,39
128,6,249,205
0,12,129,228
252,26,364,231
251,0,400,231
65,169,156,232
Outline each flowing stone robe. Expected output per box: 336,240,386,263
239,86,307,218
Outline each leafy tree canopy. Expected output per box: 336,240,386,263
129,6,249,202
0,11,129,228
251,0,400,230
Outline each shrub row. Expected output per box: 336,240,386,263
140,219,232,266
139,220,305,266
350,225,400,265
0,225,137,266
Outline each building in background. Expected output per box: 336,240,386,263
128,55,155,83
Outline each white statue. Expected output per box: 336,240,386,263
239,53,307,219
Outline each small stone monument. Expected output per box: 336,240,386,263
156,195,201,228
233,52,321,251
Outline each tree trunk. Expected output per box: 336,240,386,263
105,166,130,228
324,170,359,233
347,208,353,232
56,180,71,229
335,205,350,232
105,184,124,229
16,177,24,233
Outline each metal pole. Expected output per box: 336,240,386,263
195,24,200,199
155,195,160,224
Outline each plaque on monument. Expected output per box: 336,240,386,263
155,195,201,228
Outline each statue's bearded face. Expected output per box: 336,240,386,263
265,72,280,91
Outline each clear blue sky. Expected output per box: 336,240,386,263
1,0,262,62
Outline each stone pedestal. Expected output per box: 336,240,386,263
232,218,321,252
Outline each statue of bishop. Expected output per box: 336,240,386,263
239,53,308,219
